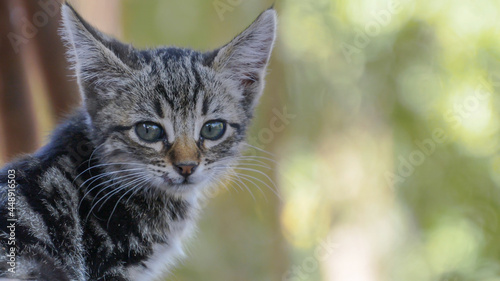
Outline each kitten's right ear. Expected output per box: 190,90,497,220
61,3,136,93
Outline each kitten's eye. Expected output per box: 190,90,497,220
200,120,226,140
135,122,164,142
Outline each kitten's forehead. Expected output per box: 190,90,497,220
137,48,230,116
139,48,207,109
142,48,202,87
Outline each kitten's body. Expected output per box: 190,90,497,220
0,112,196,280
0,4,276,280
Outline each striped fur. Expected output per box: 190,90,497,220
0,3,276,280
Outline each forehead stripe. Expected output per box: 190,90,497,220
190,55,203,104
156,83,175,110
202,96,210,116
153,99,164,118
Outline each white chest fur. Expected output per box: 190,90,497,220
126,218,196,281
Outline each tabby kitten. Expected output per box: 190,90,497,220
0,3,276,280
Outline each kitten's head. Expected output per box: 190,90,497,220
61,4,276,197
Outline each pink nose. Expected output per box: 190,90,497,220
174,163,198,177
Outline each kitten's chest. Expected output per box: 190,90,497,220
126,215,196,281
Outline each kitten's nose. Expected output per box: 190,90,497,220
174,162,198,177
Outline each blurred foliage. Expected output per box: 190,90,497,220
121,0,500,280
2,0,499,280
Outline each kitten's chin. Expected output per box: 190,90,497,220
150,175,208,198
161,174,201,186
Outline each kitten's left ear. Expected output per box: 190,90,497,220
209,9,277,110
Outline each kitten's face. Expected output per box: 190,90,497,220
62,5,276,196
91,51,247,194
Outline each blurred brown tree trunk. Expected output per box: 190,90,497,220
0,0,39,162
24,0,80,122
0,0,86,164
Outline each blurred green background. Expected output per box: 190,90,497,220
1,0,500,280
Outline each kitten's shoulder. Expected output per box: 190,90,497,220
0,110,90,190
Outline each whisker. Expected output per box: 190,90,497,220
212,167,272,200
238,155,278,164
242,143,276,157
226,162,271,170
87,143,106,178
235,173,281,200
98,174,149,211
78,172,145,210
216,155,277,166
93,174,148,211
224,174,257,201
78,168,144,191
85,172,145,203
106,177,150,228
236,173,268,201
213,167,281,200
85,175,147,223
228,166,279,193
236,160,271,168
125,180,149,205
213,168,238,192
226,170,269,201
73,162,148,184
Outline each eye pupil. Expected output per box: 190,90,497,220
201,121,226,140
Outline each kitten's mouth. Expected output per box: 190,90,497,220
162,174,194,186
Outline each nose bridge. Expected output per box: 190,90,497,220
169,134,200,164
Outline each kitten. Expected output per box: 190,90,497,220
0,3,276,280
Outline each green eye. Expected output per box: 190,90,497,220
201,121,226,140
135,122,164,142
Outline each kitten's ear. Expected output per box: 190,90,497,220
61,3,136,93
209,9,277,109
